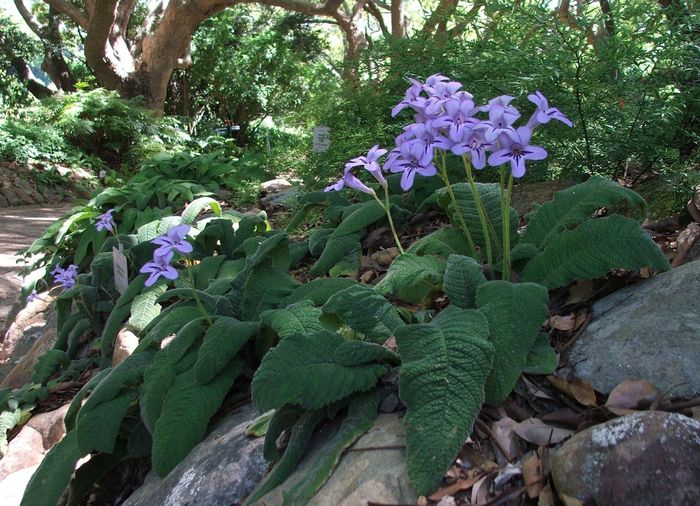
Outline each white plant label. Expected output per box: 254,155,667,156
112,247,129,295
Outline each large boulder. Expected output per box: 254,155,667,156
569,261,700,395
551,411,700,505
256,413,417,505
123,403,267,506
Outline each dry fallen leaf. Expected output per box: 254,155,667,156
547,375,597,407
522,376,555,400
382,335,397,352
564,279,595,306
548,314,576,331
359,269,374,284
429,474,483,502
491,417,521,463
471,474,493,505
513,418,574,446
522,451,543,499
605,379,661,414
559,492,585,506
435,496,456,506
538,482,555,506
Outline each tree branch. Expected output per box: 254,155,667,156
364,1,390,37
13,0,45,38
42,0,89,29
390,0,403,38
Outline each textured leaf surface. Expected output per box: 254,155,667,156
252,331,389,412
181,197,222,224
322,284,404,343
521,215,670,289
263,404,304,461
521,176,647,249
282,278,358,306
244,410,325,505
396,307,494,495
260,302,326,340
136,306,204,352
443,254,486,308
128,282,167,333
152,362,241,476
309,232,361,276
437,183,517,253
476,281,548,405
375,253,446,304
32,349,70,384
523,333,558,375
242,267,299,321
76,390,136,453
140,351,175,434
195,317,257,384
20,431,83,506
166,317,207,365
407,227,472,257
281,390,379,504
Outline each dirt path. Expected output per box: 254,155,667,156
0,204,74,335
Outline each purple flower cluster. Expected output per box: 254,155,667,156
139,224,192,287
327,75,572,192
52,264,79,290
96,209,116,233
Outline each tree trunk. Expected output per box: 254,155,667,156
42,8,76,92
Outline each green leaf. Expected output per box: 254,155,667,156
263,404,304,461
181,197,222,224
76,390,136,454
521,215,670,289
309,233,361,277
396,307,494,496
374,253,446,305
136,305,203,352
167,317,208,365
64,368,112,432
523,333,558,375
308,228,334,257
32,349,70,384
128,282,168,333
242,267,299,321
244,410,326,505
322,284,404,343
194,318,257,384
407,227,472,257
152,362,241,476
100,275,147,358
281,390,380,504
521,176,647,249
334,200,385,236
260,302,326,340
252,331,389,412
476,281,548,405
443,254,486,309
245,409,277,438
437,183,517,255
140,350,174,434
0,408,22,456
20,431,83,506
67,451,127,506
282,278,358,306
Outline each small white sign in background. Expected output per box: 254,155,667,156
313,125,330,152
112,247,129,295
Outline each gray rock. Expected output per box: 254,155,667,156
260,178,293,194
0,192,8,207
569,261,700,395
0,189,22,206
552,411,700,505
123,403,267,506
256,413,416,506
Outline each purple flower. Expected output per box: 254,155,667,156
324,171,374,195
140,257,179,287
452,129,492,169
152,225,193,259
527,91,573,128
404,119,454,154
476,96,521,143
95,209,116,233
439,96,480,143
27,290,39,302
487,126,547,178
53,264,79,290
424,78,463,116
345,145,388,187
384,141,438,191
392,78,428,117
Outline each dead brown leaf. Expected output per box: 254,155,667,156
382,335,397,352
538,483,555,506
547,314,576,331
428,473,484,501
605,379,661,414
471,473,493,505
522,451,543,499
559,492,585,506
513,418,574,446
359,269,374,284
522,377,555,401
491,417,521,463
547,375,597,407
564,279,595,306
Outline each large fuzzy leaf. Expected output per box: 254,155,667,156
140,350,174,434
100,275,147,358
244,410,326,505
76,390,136,454
263,404,304,461
260,302,326,340
166,317,208,365
180,196,222,224
476,281,548,405
442,254,486,309
437,183,517,254
396,307,494,495
309,232,362,277
128,282,167,333
374,253,446,305
523,333,558,375
136,305,204,352
242,267,299,321
279,390,380,504
252,331,389,412
521,176,647,249
20,431,83,506
194,317,257,384
407,227,472,258
152,362,241,476
521,215,670,289
282,278,358,306
322,284,405,343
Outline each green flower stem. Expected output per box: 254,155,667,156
500,168,514,281
438,152,479,261
372,189,404,254
187,263,212,325
461,155,494,271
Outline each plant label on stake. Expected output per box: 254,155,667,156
113,247,129,294
313,125,330,152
